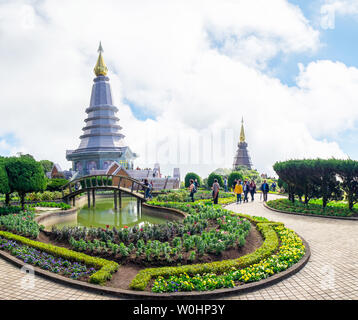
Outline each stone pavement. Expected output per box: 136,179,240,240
0,194,356,300
223,194,358,300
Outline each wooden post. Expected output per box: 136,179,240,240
137,198,141,216
87,191,91,208
118,190,122,208
164,177,169,190
92,189,96,207
114,191,118,210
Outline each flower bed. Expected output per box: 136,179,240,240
28,202,71,210
0,237,96,280
50,203,252,266
267,198,357,217
155,189,234,202
0,212,43,238
151,225,304,292
0,230,119,285
129,221,279,291
0,206,23,216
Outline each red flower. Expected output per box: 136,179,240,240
106,225,110,229
124,225,128,229
140,228,143,232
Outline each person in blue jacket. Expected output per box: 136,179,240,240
260,179,270,202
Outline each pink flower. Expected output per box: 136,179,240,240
124,225,128,229
187,232,191,235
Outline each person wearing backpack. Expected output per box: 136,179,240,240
194,179,199,190
189,179,196,202
212,179,220,204
234,179,243,204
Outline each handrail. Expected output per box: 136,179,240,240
61,174,149,198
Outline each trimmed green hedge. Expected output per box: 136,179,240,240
267,198,356,217
129,210,281,291
0,230,119,285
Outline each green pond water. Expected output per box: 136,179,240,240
44,197,170,230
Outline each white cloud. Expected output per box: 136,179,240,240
322,0,358,16
0,0,352,179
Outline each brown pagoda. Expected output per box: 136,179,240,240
233,118,252,170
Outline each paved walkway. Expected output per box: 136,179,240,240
0,194,356,300
224,194,358,300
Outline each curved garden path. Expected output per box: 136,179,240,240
0,194,356,300
224,194,358,300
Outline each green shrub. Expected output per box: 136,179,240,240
228,172,244,188
46,179,68,192
184,173,202,188
0,206,22,216
207,173,224,188
267,198,356,217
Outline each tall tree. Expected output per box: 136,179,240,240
5,156,46,209
39,160,54,173
336,159,358,211
0,157,10,205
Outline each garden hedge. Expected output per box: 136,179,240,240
184,172,202,188
273,159,358,210
0,230,119,285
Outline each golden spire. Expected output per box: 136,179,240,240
94,41,108,76
240,117,246,143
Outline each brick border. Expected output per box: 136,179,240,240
264,202,358,221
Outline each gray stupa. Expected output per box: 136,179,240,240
233,118,252,170
66,42,137,176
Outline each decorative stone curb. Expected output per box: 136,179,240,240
264,202,358,221
34,207,78,224
142,203,187,219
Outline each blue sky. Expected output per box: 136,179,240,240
287,0,358,159
121,0,358,162
272,0,358,87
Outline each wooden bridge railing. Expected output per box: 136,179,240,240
61,174,149,200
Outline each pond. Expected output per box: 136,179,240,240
42,197,173,230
